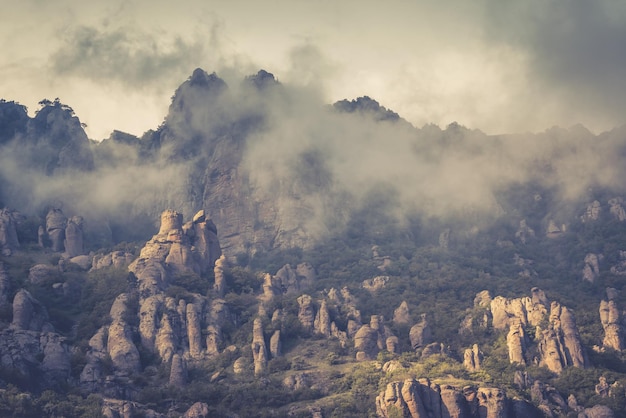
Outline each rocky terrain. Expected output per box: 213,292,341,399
1,71,626,416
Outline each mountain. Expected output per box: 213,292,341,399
0,70,626,416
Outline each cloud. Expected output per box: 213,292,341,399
49,25,207,88
481,0,626,129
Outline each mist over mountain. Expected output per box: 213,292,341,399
2,68,626,254
3,69,626,417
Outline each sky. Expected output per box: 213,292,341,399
2,0,626,140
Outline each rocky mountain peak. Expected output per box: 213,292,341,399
333,96,401,122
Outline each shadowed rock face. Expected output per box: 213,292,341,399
376,379,537,418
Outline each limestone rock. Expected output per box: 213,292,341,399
64,215,84,257
28,264,60,285
297,294,315,332
107,294,141,374
409,314,432,350
595,376,609,398
477,387,508,418
91,251,135,270
251,317,268,376
233,357,249,375
46,208,67,252
213,255,226,297
206,324,222,356
580,405,615,418
538,302,587,374
270,330,281,358
393,301,410,325
169,353,187,387
313,299,331,337
582,200,602,222
362,276,390,292
0,261,10,305
583,253,602,283
474,290,492,308
507,321,527,365
599,298,623,351
0,208,20,255
609,198,626,222
187,303,203,359
354,325,379,360
11,289,50,331
464,344,483,372
515,219,535,244
183,402,210,418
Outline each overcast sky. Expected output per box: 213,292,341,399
2,0,626,140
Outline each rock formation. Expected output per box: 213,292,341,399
583,253,602,283
538,302,588,374
507,321,527,365
251,317,268,375
297,294,316,332
409,314,432,350
376,378,537,418
0,208,20,255
46,208,67,252
64,215,84,257
515,219,535,244
393,301,410,325
609,198,626,222
464,344,483,372
582,200,602,222
599,291,624,351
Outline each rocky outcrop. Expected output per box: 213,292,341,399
538,302,587,374
464,344,483,372
583,253,602,283
129,209,221,296
11,289,51,332
251,317,268,376
393,301,410,325
64,215,84,257
169,353,188,387
515,219,535,244
376,379,537,418
0,208,20,256
91,251,135,270
183,402,210,418
355,315,396,360
0,261,10,305
609,198,626,222
46,208,67,252
507,321,527,365
363,276,390,292
582,200,602,222
314,299,331,337
409,314,432,350
213,255,226,297
599,291,624,351
107,294,141,374
297,294,316,332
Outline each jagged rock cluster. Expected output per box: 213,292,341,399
80,209,225,392
461,288,587,375
376,378,531,418
599,288,625,352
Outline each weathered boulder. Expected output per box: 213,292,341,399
270,330,281,358
354,325,379,361
477,387,508,418
183,402,210,418
538,302,587,374
363,276,390,292
213,255,226,297
91,251,135,270
599,297,624,351
64,215,84,257
507,321,527,365
251,317,268,376
169,353,187,387
28,264,60,285
46,208,67,252
609,198,626,222
464,344,483,372
11,289,51,332
107,294,141,374
583,253,602,283
314,299,331,337
0,208,20,255
515,219,535,244
187,303,203,359
409,314,432,350
297,294,315,332
393,301,410,325
582,200,602,222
